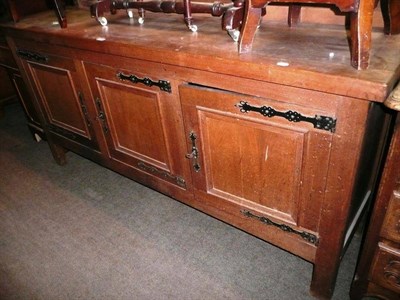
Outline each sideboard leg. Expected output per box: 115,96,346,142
309,255,341,299
349,0,375,70
349,275,368,300
238,6,262,53
48,142,67,166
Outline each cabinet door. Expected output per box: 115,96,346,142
84,62,190,191
180,84,336,240
16,49,98,150
8,69,43,131
0,66,14,101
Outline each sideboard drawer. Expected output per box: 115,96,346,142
380,188,400,243
370,243,400,294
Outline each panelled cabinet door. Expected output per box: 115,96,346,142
180,84,336,243
17,49,98,149
9,69,42,129
83,62,190,190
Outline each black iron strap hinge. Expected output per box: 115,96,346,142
236,101,336,132
117,72,171,93
241,210,319,245
16,49,48,64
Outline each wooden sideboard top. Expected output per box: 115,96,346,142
1,7,400,102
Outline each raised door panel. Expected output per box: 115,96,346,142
199,112,304,223
84,62,190,190
97,79,169,170
18,51,98,149
9,70,42,129
180,84,335,237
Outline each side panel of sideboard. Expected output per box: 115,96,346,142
0,33,43,139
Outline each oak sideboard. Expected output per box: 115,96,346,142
1,5,400,299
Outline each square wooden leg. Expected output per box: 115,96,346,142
349,0,375,69
381,0,400,34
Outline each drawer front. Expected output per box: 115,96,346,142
370,243,400,294
381,187,400,243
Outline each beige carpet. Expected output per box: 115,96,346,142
0,102,362,300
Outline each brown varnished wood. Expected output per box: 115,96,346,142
1,9,399,101
83,60,192,192
0,30,44,138
381,0,400,34
238,0,400,69
288,4,302,26
179,83,334,234
349,0,375,69
255,0,357,11
9,69,45,139
13,38,99,152
350,113,400,299
53,0,67,28
2,0,50,22
384,81,400,115
0,31,17,117
0,65,16,117
1,7,400,299
310,97,373,298
238,5,262,53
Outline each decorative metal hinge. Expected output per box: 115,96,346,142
16,49,48,64
78,92,91,127
236,101,336,132
117,72,172,93
95,97,109,133
241,210,319,245
138,161,186,188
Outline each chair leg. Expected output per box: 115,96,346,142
239,6,262,53
349,0,375,70
288,4,302,27
381,0,400,34
53,0,67,28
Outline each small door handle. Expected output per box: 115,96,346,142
185,131,201,172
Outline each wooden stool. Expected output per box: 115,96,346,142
238,0,399,70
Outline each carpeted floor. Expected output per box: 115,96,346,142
0,102,362,300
